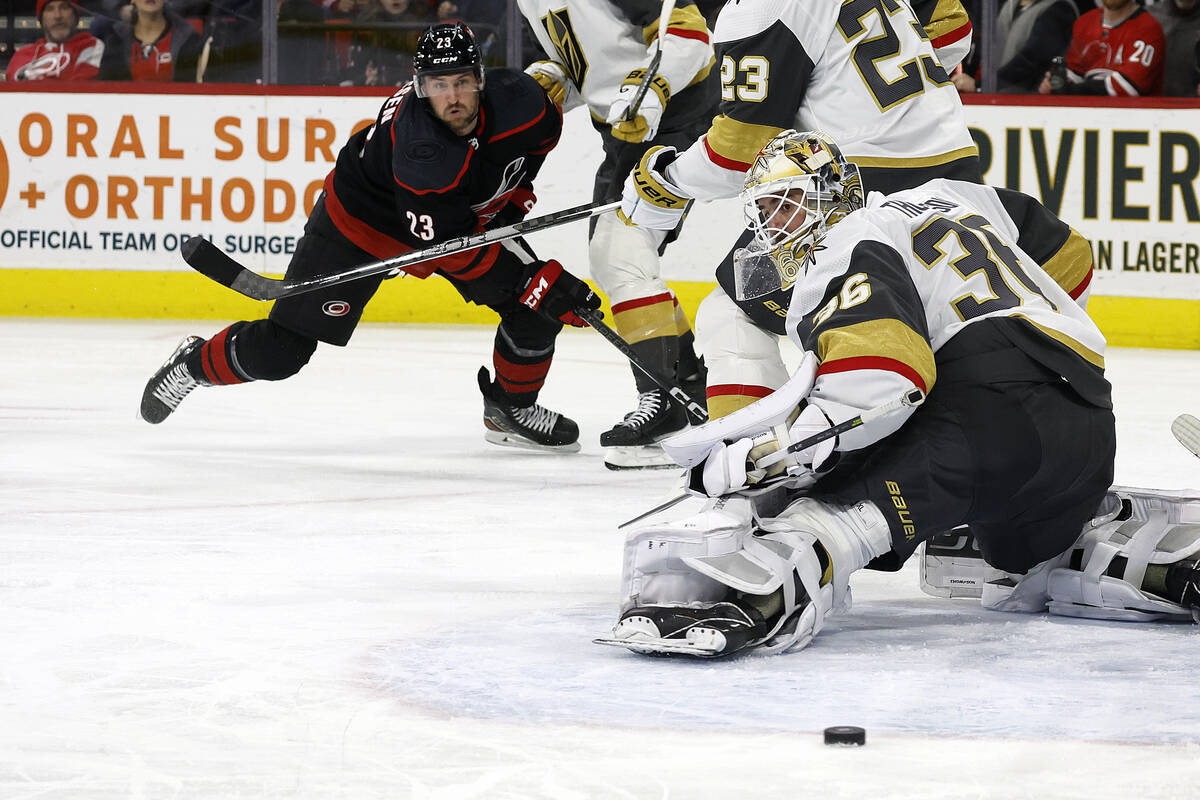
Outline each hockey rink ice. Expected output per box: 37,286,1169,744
3,316,1200,799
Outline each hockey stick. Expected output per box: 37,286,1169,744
575,307,707,425
180,200,621,302
623,0,677,121
617,387,926,529
1173,413,1200,458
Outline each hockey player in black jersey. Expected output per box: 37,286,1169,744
139,23,601,452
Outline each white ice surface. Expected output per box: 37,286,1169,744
3,318,1200,799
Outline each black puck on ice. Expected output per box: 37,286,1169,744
823,726,866,746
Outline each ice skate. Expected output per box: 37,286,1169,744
601,388,689,470
139,336,208,424
594,600,768,657
477,367,580,453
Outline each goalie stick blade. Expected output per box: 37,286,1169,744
181,236,281,301
1172,414,1200,458
592,635,722,657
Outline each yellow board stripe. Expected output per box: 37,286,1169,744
1,269,1198,350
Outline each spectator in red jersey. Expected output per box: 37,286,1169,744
98,0,206,81
1039,0,1166,94
6,0,105,81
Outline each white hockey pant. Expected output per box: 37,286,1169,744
620,495,891,653
695,288,789,415
983,486,1200,621
588,212,668,304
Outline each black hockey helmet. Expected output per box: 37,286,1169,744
413,22,485,98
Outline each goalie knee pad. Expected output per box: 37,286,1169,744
985,486,1200,621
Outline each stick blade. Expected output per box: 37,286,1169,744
181,237,279,301
1172,414,1200,458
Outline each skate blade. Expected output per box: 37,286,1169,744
592,635,722,657
484,430,581,453
603,444,678,471
1173,414,1200,458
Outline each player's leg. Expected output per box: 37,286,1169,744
694,287,790,419
475,299,580,452
589,131,693,461
139,203,379,423
599,493,892,657
983,486,1200,622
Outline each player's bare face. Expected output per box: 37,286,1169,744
426,71,483,136
756,188,809,237
41,0,77,43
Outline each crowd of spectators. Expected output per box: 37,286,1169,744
1,0,510,84
1,0,1197,94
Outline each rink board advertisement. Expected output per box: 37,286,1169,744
0,86,1197,346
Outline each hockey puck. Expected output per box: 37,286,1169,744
823,726,866,746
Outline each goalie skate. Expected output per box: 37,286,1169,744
593,601,766,658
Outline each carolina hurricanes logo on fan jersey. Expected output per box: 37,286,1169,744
16,51,71,80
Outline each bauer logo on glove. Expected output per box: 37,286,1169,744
606,68,670,143
618,146,694,231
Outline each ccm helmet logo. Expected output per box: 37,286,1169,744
322,300,351,317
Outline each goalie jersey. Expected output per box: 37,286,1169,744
788,179,1106,453
669,0,977,199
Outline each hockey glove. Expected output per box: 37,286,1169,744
618,146,692,231
605,68,670,143
519,259,602,328
525,60,570,106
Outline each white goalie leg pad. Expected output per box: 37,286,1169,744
683,498,892,653
588,212,668,302
620,495,755,610
661,350,818,468
984,486,1200,621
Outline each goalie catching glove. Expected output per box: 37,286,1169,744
619,146,692,231
605,68,670,143
696,403,836,496
518,259,601,328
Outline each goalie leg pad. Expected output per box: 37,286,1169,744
683,498,892,653
619,495,755,610
983,486,1200,621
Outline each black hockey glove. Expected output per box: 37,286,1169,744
518,259,602,328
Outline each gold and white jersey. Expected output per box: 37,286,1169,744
668,0,977,199
517,0,714,119
787,180,1106,451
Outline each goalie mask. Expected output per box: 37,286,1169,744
733,130,864,301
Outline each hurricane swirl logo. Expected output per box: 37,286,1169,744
322,300,351,317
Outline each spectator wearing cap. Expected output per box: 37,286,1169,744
6,0,105,81
98,0,206,81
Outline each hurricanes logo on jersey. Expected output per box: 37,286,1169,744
541,8,587,88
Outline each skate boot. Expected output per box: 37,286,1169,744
600,388,689,470
477,367,580,453
139,336,209,424
1161,559,1200,623
594,601,768,657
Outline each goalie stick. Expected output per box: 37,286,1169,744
575,307,707,425
180,200,620,302
1173,414,1200,458
617,387,926,528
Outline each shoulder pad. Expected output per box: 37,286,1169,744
390,94,473,195
482,69,558,142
